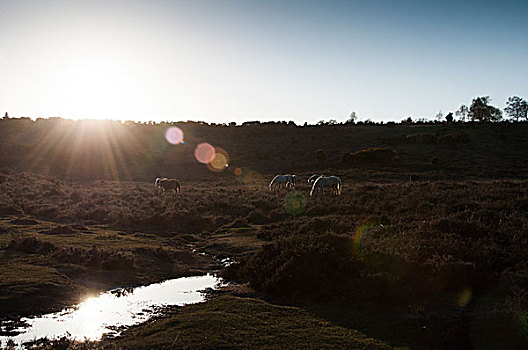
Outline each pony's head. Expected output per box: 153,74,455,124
309,178,320,196
308,174,320,184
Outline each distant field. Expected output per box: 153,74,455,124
1,120,527,348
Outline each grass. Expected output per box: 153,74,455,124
204,226,264,257
103,295,398,350
0,261,82,316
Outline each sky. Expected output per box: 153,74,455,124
0,0,527,124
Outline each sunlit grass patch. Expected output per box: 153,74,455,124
106,295,396,350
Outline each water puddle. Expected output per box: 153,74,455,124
0,274,221,347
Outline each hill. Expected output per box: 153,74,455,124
1,118,527,181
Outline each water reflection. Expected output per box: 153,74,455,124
1,274,221,346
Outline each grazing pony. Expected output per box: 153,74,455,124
307,174,323,184
269,174,297,190
287,174,297,189
155,177,181,195
310,176,342,196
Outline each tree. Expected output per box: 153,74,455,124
434,110,444,121
455,105,469,122
505,96,528,121
347,111,357,124
402,117,413,124
445,112,453,124
468,96,502,122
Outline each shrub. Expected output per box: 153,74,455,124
0,204,22,216
246,209,268,225
437,133,470,144
341,152,354,163
39,225,76,235
32,205,58,220
342,148,398,164
315,149,327,163
8,236,57,254
135,247,173,263
53,246,135,270
231,233,362,303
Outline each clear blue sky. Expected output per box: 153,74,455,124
0,0,526,124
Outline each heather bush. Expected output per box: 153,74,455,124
8,236,57,254
53,246,135,270
229,233,362,302
134,246,173,263
315,149,327,163
246,209,268,225
342,148,398,164
437,132,470,144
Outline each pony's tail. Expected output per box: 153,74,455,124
337,180,342,196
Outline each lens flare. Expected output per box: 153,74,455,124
517,311,528,337
194,143,215,164
457,287,472,307
234,167,243,176
164,127,184,145
206,147,229,172
284,192,306,215
353,223,376,259
238,169,263,186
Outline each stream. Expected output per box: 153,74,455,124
0,274,222,347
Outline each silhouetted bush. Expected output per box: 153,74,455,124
230,233,362,302
53,246,135,270
315,149,327,163
437,133,470,144
39,225,76,235
135,247,173,263
246,209,268,225
342,148,398,164
0,204,22,216
8,236,56,254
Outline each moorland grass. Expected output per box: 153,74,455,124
103,295,397,350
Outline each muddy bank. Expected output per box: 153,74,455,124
0,216,219,320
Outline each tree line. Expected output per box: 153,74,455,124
3,95,527,127
452,95,527,123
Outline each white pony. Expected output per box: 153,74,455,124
310,176,342,196
269,174,297,190
155,177,181,195
287,174,297,189
155,177,164,192
307,174,323,184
